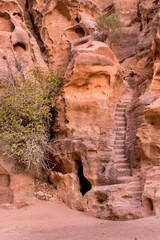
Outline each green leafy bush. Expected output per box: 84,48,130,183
0,68,64,172
96,13,124,44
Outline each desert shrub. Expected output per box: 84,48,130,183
96,13,124,44
0,68,64,172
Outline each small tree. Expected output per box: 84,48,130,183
0,68,64,173
96,13,124,45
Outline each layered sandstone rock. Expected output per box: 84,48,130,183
125,0,159,166
0,0,159,221
95,0,140,64
27,0,100,68
55,37,123,138
125,0,160,217
0,0,46,206
0,0,47,83
136,98,160,216
97,0,138,24
49,35,145,219
0,158,35,206
49,0,160,220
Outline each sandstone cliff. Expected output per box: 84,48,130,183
0,0,160,220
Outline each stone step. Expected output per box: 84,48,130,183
115,139,125,143
115,154,126,158
116,132,126,136
116,128,126,131
116,104,126,109
115,156,128,160
115,140,125,144
116,118,126,121
116,127,126,131
115,117,127,123
118,176,133,183
116,124,126,128
116,122,126,127
115,150,125,155
115,141,125,146
131,179,142,185
114,159,128,164
117,103,127,108
115,135,125,140
127,185,142,192
116,118,126,122
117,168,131,177
130,191,142,197
115,145,125,150
115,155,127,160
115,108,126,113
120,100,130,104
115,144,125,148
114,163,129,169
116,133,126,137
115,113,125,117
115,113,126,118
115,140,125,143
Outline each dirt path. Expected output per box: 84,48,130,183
0,200,160,240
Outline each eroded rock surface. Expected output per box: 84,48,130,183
0,0,47,83
49,35,145,219
0,0,160,221
27,0,100,68
0,158,34,207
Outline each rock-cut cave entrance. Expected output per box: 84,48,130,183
77,161,91,196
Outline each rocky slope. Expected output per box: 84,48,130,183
0,0,160,220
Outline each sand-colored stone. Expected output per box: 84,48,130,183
0,0,47,83
27,0,100,68
0,158,35,206
55,37,124,138
0,0,160,221
49,0,160,220
49,35,144,219
136,98,160,216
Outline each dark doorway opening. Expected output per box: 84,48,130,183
78,162,91,196
147,198,154,212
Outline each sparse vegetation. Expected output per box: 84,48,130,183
0,68,64,172
96,13,124,45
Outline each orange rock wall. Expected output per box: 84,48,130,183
0,0,160,219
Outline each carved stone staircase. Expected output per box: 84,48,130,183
114,92,132,181
113,90,142,215
84,89,143,219
88,90,143,219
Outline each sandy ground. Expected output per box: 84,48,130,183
0,200,160,240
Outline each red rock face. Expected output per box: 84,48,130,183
0,158,34,206
27,0,100,68
0,165,10,204
0,0,160,220
0,0,47,82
